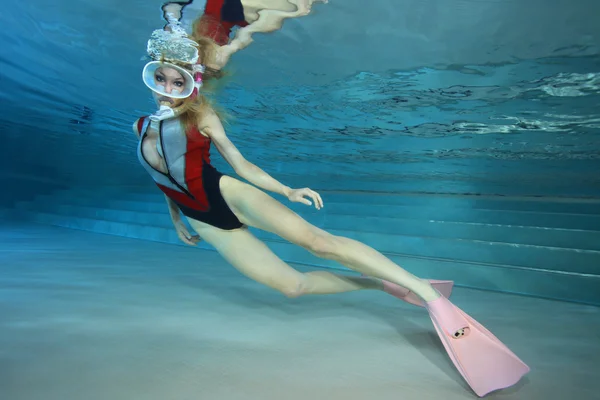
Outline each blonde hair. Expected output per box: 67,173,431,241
165,17,233,135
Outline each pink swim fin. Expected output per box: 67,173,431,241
425,294,530,397
382,279,454,307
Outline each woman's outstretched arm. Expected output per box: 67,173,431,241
200,109,292,198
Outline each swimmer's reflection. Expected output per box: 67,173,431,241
161,0,326,69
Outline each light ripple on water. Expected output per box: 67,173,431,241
1,0,599,193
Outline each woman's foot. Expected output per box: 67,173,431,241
382,279,454,307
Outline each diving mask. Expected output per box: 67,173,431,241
142,61,195,99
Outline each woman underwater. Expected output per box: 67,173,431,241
133,2,530,397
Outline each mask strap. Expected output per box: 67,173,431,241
191,64,205,98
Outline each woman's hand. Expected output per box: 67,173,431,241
287,187,324,210
173,218,201,246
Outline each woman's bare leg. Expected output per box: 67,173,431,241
187,219,383,296
219,177,440,302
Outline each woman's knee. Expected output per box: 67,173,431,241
276,274,309,298
303,231,341,260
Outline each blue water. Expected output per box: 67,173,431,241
1,3,600,398
0,0,599,305
2,0,599,196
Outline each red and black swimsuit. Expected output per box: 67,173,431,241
196,0,249,45
135,116,244,230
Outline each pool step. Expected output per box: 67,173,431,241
12,188,600,305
